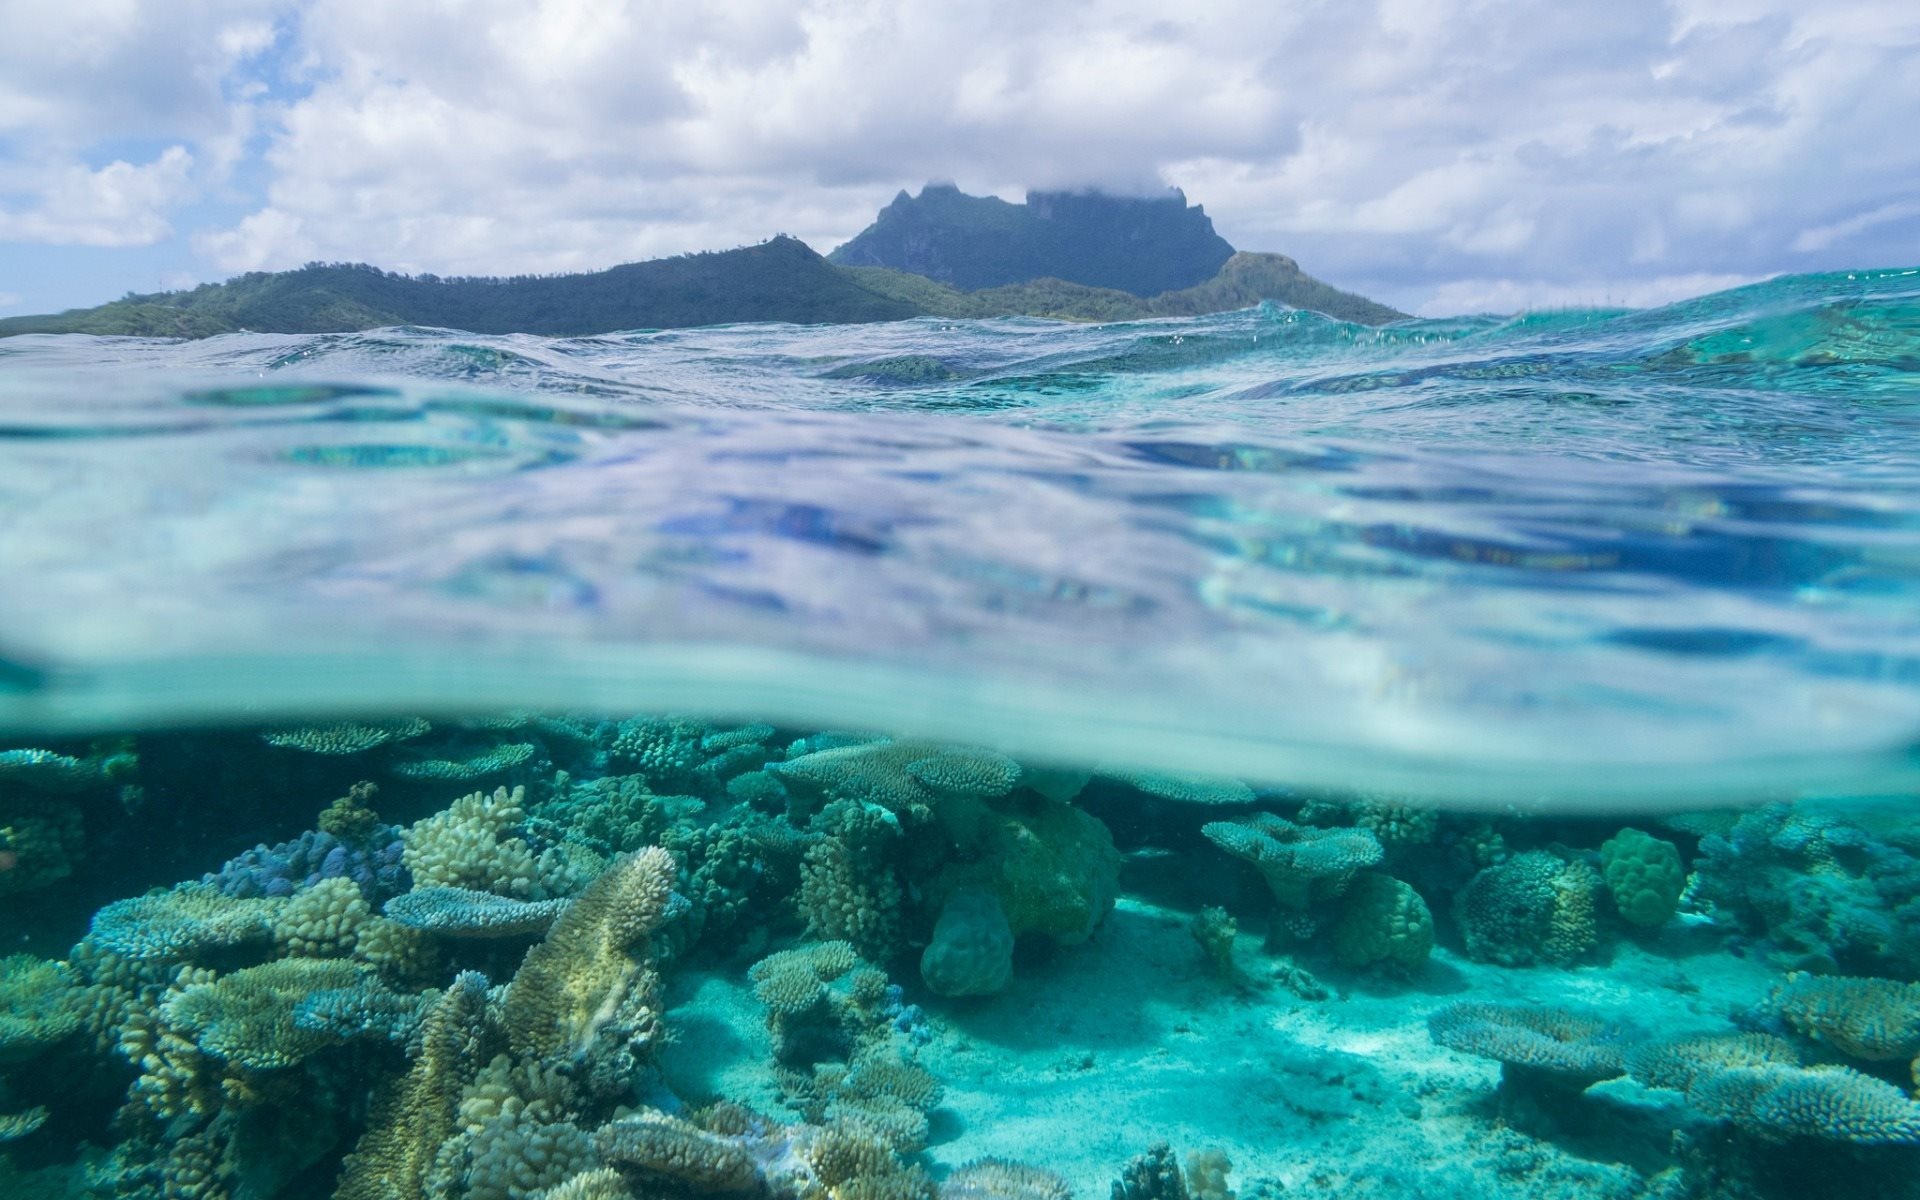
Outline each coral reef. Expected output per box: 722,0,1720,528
1328,872,1434,973
1200,814,1381,910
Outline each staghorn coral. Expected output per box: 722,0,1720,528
88,883,282,962
1328,873,1433,973
1599,828,1685,928
794,1120,935,1200
1768,973,1920,1062
272,875,372,957
751,941,861,1015
0,955,81,1062
943,1159,1074,1200
816,1052,946,1153
1201,814,1381,910
593,1111,760,1193
261,718,432,755
402,784,555,899
1453,851,1601,967
502,846,677,1067
336,971,496,1200
1427,1002,1631,1085
1689,1062,1920,1143
920,888,1014,997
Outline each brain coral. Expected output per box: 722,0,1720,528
1329,873,1434,973
1599,828,1685,928
1427,1002,1631,1084
1453,851,1600,966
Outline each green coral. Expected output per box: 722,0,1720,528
1599,827,1684,928
1329,873,1433,973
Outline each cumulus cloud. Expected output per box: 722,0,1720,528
0,147,197,246
5,0,1920,313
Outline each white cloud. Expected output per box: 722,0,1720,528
0,147,196,246
5,0,1920,313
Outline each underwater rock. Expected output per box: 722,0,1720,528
1328,872,1434,973
920,887,1015,997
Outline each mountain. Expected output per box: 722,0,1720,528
1,193,1405,339
0,237,920,339
828,183,1236,296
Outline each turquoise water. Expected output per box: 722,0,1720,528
4,269,1920,1198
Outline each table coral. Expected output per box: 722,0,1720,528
160,958,380,1070
1688,1063,1920,1144
88,884,282,962
1201,814,1381,910
941,1158,1074,1200
383,886,570,937
1768,973,1920,1062
261,718,432,755
1106,771,1255,807
1427,1002,1631,1085
771,739,1021,845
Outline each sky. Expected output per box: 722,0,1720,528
1,0,1917,318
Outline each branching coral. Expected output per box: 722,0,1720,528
402,784,541,896
502,846,677,1068
800,836,902,961
1426,1002,1631,1085
272,875,373,957
160,957,379,1070
594,1111,760,1193
1201,814,1381,910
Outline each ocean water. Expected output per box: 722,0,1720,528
2,267,1920,1198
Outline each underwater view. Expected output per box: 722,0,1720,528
4,268,1920,1200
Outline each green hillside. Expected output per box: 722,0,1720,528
0,237,919,339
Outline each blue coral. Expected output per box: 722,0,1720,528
207,826,408,902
